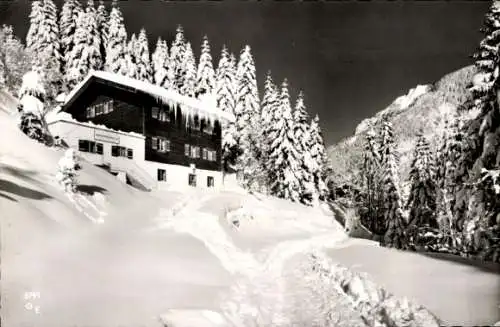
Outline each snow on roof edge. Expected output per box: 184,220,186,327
48,112,146,139
63,70,235,123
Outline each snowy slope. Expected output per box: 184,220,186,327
328,65,476,184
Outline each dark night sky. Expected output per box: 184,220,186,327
0,0,491,146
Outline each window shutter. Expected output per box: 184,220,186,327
152,137,158,150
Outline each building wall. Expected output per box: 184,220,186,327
64,78,223,172
141,160,224,191
49,120,224,191
48,120,145,167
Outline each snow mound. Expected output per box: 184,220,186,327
159,309,229,327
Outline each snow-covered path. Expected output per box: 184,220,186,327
154,193,350,326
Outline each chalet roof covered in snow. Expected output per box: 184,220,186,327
63,70,235,123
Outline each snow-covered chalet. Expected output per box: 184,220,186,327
48,71,235,191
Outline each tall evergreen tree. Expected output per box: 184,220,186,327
59,0,83,75
215,46,236,114
463,0,500,261
216,46,239,173
26,0,44,52
360,130,385,234
406,133,438,235
0,25,31,91
196,35,215,97
435,113,467,245
291,92,316,204
168,25,186,93
134,28,153,83
96,0,109,64
65,7,102,88
234,45,261,189
152,37,170,87
104,1,128,75
267,80,302,201
180,42,196,97
26,0,62,98
124,33,138,78
379,121,407,249
308,114,329,202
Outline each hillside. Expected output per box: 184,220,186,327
1,89,498,327
328,65,477,187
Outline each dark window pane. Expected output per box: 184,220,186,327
127,149,133,159
96,143,103,155
79,140,89,152
111,145,119,157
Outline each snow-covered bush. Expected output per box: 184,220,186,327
56,149,80,193
17,70,49,143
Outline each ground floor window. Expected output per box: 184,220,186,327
78,139,103,154
157,169,167,182
112,145,133,159
188,173,197,187
207,176,214,188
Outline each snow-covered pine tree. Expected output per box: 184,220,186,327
65,6,102,89
234,45,262,190
463,0,500,261
26,0,62,99
180,41,197,97
267,79,302,201
125,33,138,79
152,37,170,87
260,71,279,189
26,0,43,52
308,114,329,203
59,0,83,75
406,133,438,244
379,121,407,249
104,1,128,75
168,25,186,93
134,28,153,83
435,112,467,247
216,46,239,173
291,91,316,204
196,35,215,98
215,46,236,114
360,129,385,233
0,25,31,91
17,70,47,142
96,0,109,64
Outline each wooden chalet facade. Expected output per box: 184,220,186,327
49,71,234,191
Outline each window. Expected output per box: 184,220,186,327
78,139,103,154
157,169,167,181
207,176,214,188
111,145,133,159
184,144,190,156
152,106,170,122
188,173,197,187
86,100,113,118
190,146,200,159
152,107,159,119
152,137,170,152
202,120,214,135
202,148,217,162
